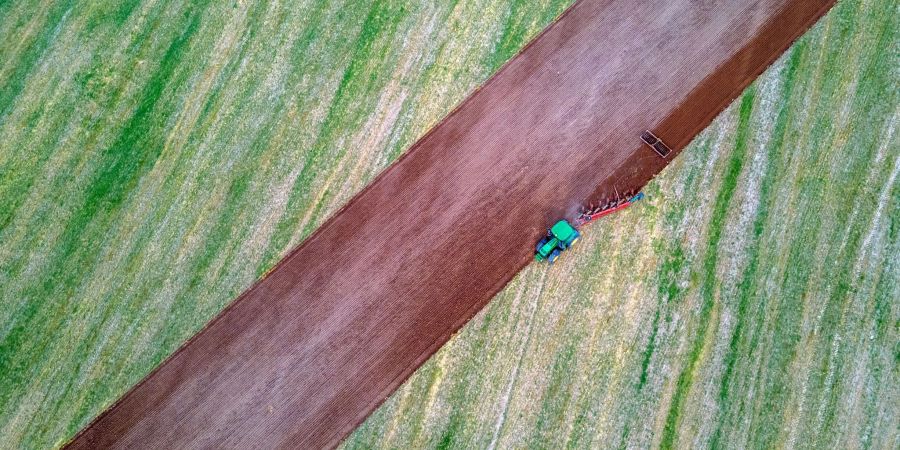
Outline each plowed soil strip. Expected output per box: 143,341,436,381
66,0,835,448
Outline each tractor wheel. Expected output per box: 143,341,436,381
548,249,561,263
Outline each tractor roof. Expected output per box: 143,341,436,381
550,220,577,240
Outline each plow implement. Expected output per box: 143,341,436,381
575,192,645,227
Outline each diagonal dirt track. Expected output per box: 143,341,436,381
65,0,836,448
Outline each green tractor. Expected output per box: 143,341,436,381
535,220,580,263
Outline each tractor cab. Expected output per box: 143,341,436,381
535,220,580,263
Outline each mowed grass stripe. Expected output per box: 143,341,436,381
709,37,806,449
659,86,757,450
1,0,210,418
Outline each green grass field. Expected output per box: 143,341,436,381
0,0,896,448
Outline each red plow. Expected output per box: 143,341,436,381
574,192,645,228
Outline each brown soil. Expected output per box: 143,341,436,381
65,0,836,448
